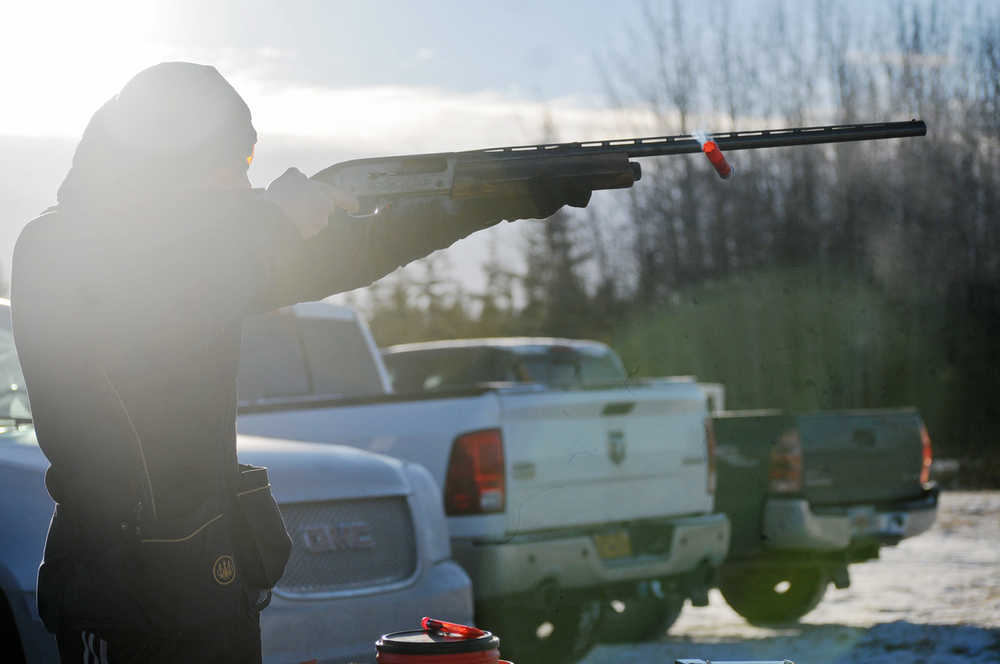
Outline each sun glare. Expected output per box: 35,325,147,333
1,1,162,137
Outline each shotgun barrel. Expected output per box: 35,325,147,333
462,120,927,161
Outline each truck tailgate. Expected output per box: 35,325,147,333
498,380,712,534
799,409,926,505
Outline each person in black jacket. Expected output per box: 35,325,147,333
11,62,585,663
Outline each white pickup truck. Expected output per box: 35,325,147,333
237,304,729,663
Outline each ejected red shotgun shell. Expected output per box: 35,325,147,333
702,140,733,179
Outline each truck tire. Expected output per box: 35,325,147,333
598,592,685,643
476,597,602,664
718,566,828,625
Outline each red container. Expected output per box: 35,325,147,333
377,629,511,664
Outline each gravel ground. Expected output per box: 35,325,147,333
582,491,1000,664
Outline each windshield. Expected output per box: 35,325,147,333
513,346,627,387
383,346,510,393
0,306,31,421
383,344,627,392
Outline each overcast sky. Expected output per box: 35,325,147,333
1,0,679,291
0,0,951,294
2,1,661,144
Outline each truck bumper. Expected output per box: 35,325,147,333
452,513,730,601
762,485,940,552
762,499,851,551
841,484,940,543
261,560,473,664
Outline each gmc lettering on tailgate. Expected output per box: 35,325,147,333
301,521,376,553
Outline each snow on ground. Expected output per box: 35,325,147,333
583,491,1000,664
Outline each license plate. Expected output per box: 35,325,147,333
594,531,632,559
848,506,876,534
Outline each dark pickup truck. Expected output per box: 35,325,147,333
711,404,938,624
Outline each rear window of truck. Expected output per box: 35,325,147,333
238,313,383,402
383,347,509,393
512,346,627,387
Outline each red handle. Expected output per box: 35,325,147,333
421,617,487,639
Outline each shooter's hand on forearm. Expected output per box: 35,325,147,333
264,167,359,238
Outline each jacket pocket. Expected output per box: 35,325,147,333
235,464,292,589
138,496,244,634
39,506,151,635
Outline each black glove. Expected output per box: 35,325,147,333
509,180,593,218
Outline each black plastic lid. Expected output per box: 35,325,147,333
377,630,499,655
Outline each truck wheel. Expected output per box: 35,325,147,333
476,598,602,664
718,566,828,625
598,592,685,642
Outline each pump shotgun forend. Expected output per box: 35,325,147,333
311,120,926,212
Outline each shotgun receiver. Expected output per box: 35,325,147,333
311,120,926,215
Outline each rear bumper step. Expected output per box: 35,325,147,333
762,485,939,552
452,513,730,600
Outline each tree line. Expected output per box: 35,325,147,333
356,2,1000,483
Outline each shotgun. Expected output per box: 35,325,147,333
311,120,926,214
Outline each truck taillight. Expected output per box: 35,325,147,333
769,429,803,493
704,418,717,494
444,429,505,515
920,425,933,485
